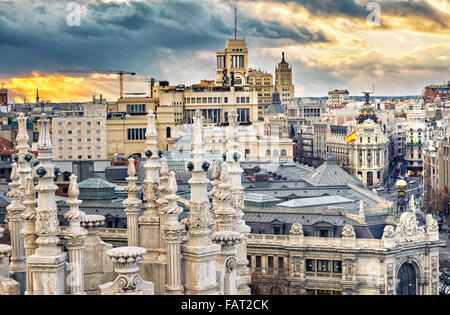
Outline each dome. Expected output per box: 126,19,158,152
434,96,442,106
396,179,407,190
357,95,378,124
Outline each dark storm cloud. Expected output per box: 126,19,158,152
0,0,330,77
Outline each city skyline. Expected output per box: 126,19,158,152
0,0,449,102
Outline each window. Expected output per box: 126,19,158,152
333,261,342,273
281,149,287,156
306,259,315,272
278,257,284,270
268,256,274,269
127,128,147,141
256,256,262,269
317,260,331,273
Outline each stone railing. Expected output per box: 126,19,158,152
247,234,386,250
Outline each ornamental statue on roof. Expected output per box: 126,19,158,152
357,92,378,124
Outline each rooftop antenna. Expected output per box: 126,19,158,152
234,1,238,40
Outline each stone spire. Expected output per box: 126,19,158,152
20,176,38,295
15,113,32,190
141,109,160,221
209,160,221,221
156,157,170,254
214,163,235,232
28,113,67,295
182,109,220,295
225,108,251,295
63,174,87,295
6,163,26,273
138,109,162,264
162,171,184,295
185,109,214,246
123,158,142,247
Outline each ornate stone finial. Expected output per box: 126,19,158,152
37,113,52,151
341,224,356,239
10,162,19,183
160,157,169,177
212,160,220,181
212,231,243,250
99,247,154,295
193,109,204,148
0,227,3,239
16,113,29,143
289,223,303,236
127,158,136,177
81,215,105,230
68,174,79,199
219,163,230,184
168,171,178,196
146,110,157,139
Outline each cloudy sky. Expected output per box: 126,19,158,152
0,0,449,102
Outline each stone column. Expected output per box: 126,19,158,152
162,172,184,295
226,108,251,295
6,163,26,273
123,158,141,247
27,113,67,295
63,174,87,295
139,110,161,257
80,215,113,295
20,176,38,295
182,109,220,295
98,247,154,295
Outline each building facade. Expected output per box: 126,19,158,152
52,102,107,161
216,39,249,87
248,69,274,121
328,89,350,108
275,53,294,107
247,214,442,295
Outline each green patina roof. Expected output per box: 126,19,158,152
78,178,117,189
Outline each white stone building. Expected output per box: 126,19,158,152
52,103,107,161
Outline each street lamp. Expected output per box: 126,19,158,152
396,179,407,214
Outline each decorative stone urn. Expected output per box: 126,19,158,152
98,247,154,295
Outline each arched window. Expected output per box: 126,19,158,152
281,149,287,156
265,150,271,156
273,150,279,156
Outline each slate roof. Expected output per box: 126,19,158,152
302,156,361,187
266,90,285,114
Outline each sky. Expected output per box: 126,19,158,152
0,0,449,102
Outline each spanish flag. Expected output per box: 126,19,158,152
345,130,356,144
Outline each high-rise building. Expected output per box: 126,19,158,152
248,69,274,121
275,52,295,107
215,39,249,87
